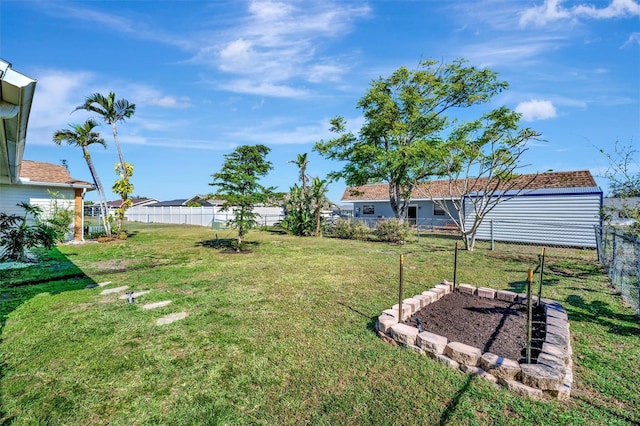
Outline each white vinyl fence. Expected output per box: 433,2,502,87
125,205,284,227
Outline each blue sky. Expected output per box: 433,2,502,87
1,0,638,203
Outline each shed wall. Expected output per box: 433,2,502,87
465,192,602,247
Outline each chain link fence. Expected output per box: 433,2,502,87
595,226,640,316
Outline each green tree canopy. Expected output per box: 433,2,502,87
314,58,509,220
209,145,276,250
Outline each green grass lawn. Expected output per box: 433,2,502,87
1,223,638,425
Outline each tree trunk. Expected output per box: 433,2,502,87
83,148,111,237
111,123,127,175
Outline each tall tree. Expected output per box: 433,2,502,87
314,59,508,221
74,92,136,174
75,92,136,233
415,107,540,250
52,119,111,237
282,153,314,236
600,140,640,234
289,153,309,191
209,145,276,251
309,177,332,236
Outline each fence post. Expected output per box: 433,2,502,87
490,219,494,251
526,268,533,364
636,238,640,316
398,254,404,323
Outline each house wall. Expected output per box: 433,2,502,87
466,191,602,248
0,184,76,239
351,200,459,226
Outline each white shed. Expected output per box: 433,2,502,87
465,187,603,248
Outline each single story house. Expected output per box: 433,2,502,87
1,161,94,241
1,59,94,242
146,194,224,207
341,170,602,248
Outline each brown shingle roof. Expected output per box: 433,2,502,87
341,170,597,201
20,160,94,188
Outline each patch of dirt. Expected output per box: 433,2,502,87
405,291,545,362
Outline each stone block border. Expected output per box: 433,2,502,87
376,280,573,400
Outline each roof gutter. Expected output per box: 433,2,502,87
0,59,37,184
14,178,95,190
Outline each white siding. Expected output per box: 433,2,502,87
0,184,74,221
465,192,602,248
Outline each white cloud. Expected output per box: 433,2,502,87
622,32,640,47
196,1,370,93
222,79,310,98
128,85,192,108
520,0,640,27
515,99,558,121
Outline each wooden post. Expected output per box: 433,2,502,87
73,188,83,241
537,247,545,307
398,254,404,323
453,242,458,291
526,268,533,363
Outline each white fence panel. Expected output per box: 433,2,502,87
125,206,284,227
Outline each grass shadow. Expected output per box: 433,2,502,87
438,373,474,426
196,239,259,252
0,247,96,423
564,295,640,337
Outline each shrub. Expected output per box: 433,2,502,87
330,219,370,240
0,203,57,262
374,218,410,244
45,191,74,242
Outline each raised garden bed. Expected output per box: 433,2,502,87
376,281,573,400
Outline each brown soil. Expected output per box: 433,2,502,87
405,291,545,362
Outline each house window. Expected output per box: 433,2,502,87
363,204,375,215
433,205,445,216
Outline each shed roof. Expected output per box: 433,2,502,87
341,170,598,202
18,160,94,189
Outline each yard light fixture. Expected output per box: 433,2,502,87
416,318,422,332
127,291,135,304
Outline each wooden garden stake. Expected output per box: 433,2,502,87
526,268,533,364
453,242,458,291
537,247,545,307
398,254,404,323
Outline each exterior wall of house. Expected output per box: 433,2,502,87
351,199,459,226
0,184,76,239
466,189,602,248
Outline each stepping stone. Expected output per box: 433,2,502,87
100,285,129,295
142,300,172,310
156,312,188,326
86,280,113,289
118,290,151,300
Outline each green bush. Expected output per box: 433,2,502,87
0,203,57,262
330,219,370,240
374,218,410,243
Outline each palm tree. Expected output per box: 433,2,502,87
310,177,332,236
74,92,135,175
53,119,111,237
289,153,309,191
